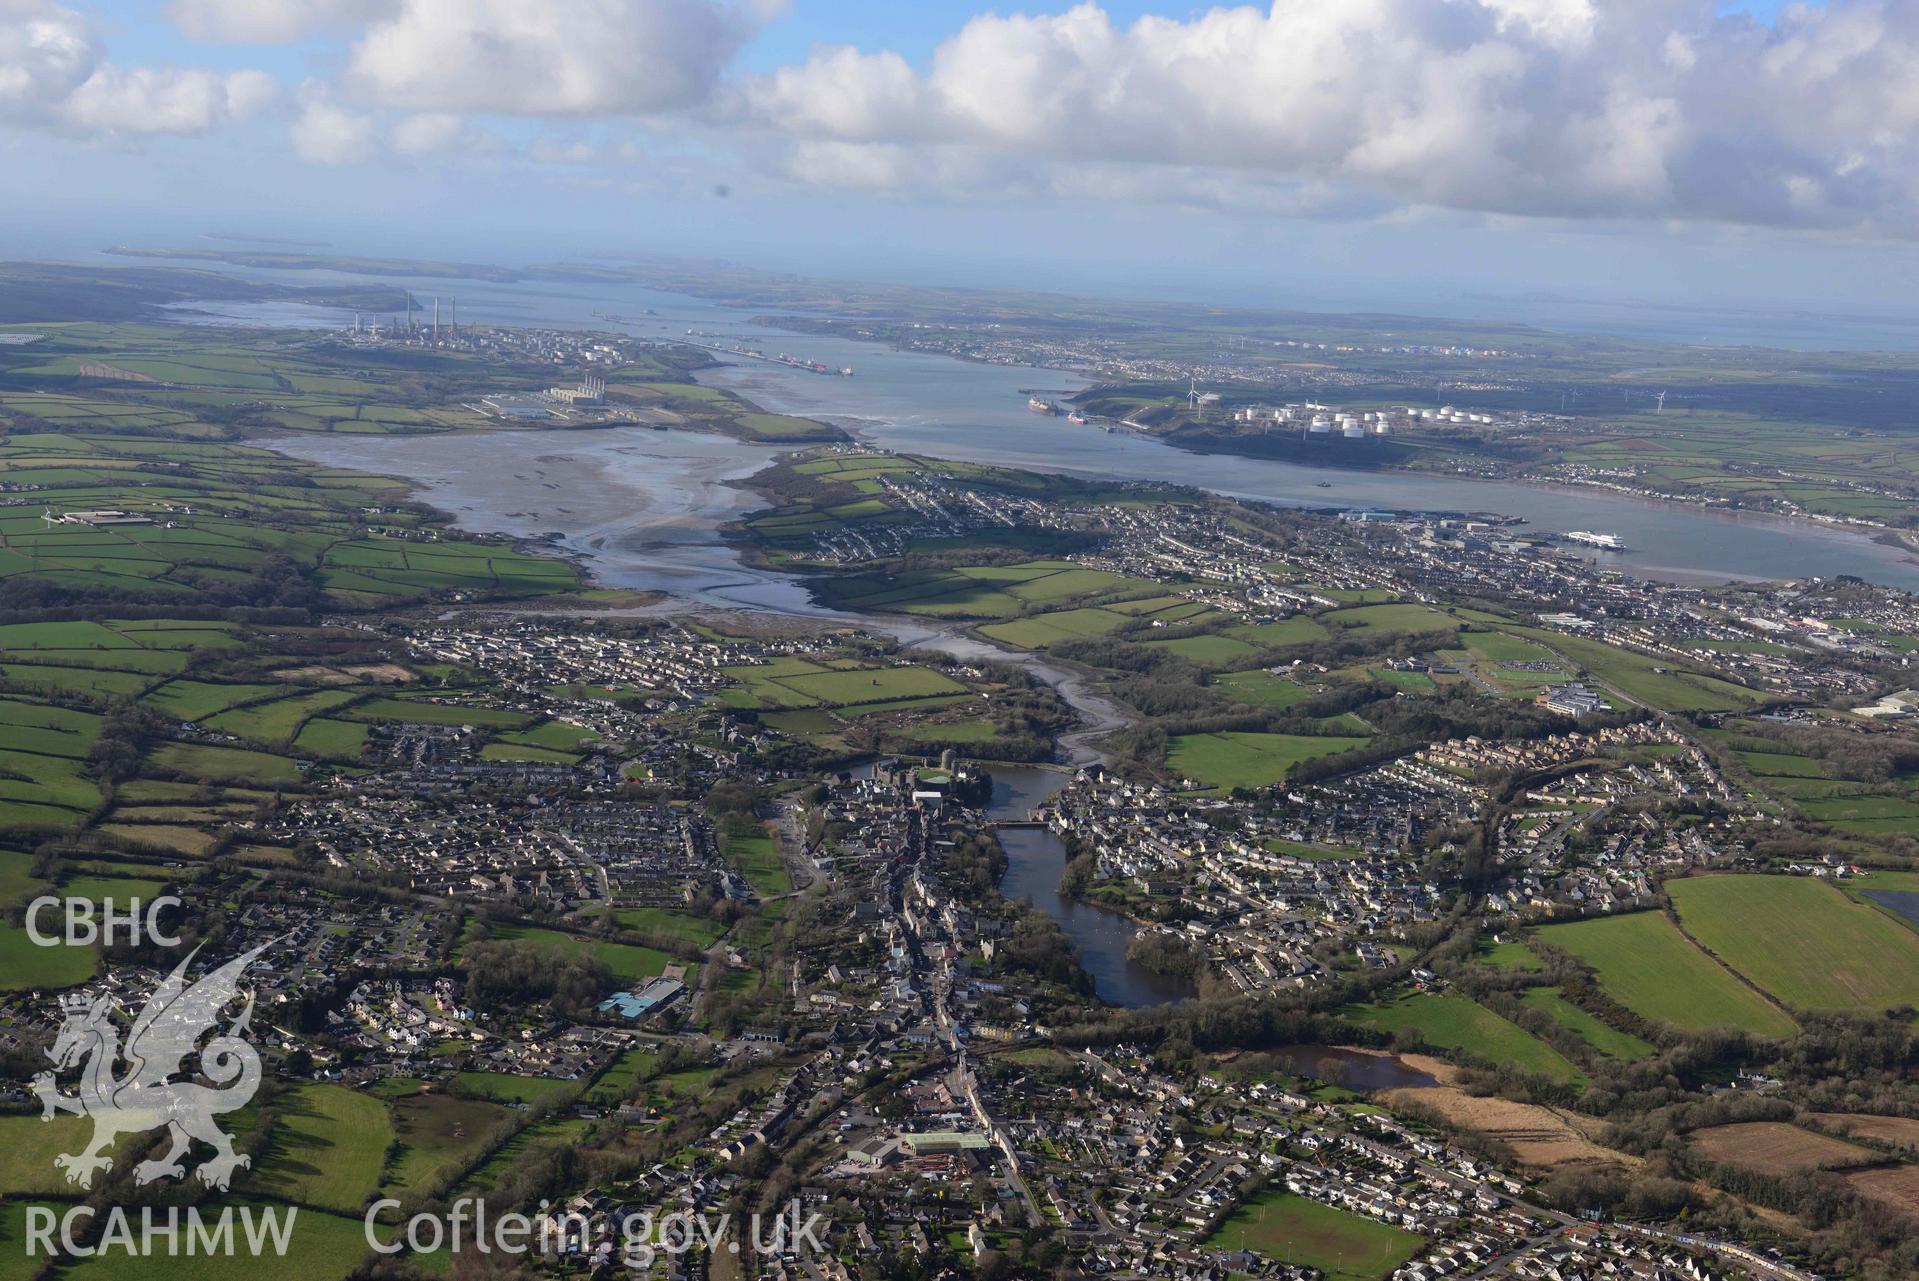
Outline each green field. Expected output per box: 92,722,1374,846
144,679,285,721
0,849,47,907
1346,992,1585,1084
1478,938,1544,971
248,1084,393,1214
346,697,529,728
0,1115,143,1194
0,922,97,989
1145,634,1260,666
64,1206,370,1281
1535,911,1796,1037
978,607,1133,649
204,688,360,744
1668,875,1919,1014
773,665,965,705
461,1117,595,1192
295,717,371,758
1215,669,1321,707
1519,987,1656,1060
725,830,792,896
382,1092,514,1195
612,905,726,948
1460,630,1553,663
817,557,1148,621
448,1071,577,1105
1323,603,1457,635
1166,731,1370,791
1206,1192,1425,1281
585,1046,661,1105
149,741,302,785
475,924,674,982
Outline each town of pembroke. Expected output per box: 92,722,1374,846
6,243,1919,1281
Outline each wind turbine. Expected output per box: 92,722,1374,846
41,507,55,528
1187,376,1202,410
1654,390,1668,413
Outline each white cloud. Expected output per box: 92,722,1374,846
345,0,759,115
64,67,277,134
291,88,375,163
169,0,389,44
388,110,465,155
734,0,1919,234
2,0,274,136
0,0,99,119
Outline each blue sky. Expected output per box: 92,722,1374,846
6,0,1915,334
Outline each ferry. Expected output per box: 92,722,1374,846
1564,530,1628,550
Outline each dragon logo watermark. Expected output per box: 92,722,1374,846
33,941,271,1190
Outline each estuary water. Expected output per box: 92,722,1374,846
226,265,1919,592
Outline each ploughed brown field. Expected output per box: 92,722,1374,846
1845,1165,1919,1220
1813,1113,1919,1152
1687,1121,1876,1173
1383,1085,1628,1171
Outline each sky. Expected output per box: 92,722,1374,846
9,0,1919,333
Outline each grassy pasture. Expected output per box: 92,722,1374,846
460,1117,594,1191
472,923,673,982
1323,603,1457,635
1346,992,1585,1084
0,848,47,907
611,905,726,948
772,665,964,706
63,1207,371,1281
247,1084,393,1214
1166,731,1370,791
0,921,97,988
382,1092,514,1195
978,607,1133,649
1535,911,1796,1037
448,1071,576,1105
585,1047,660,1106
142,680,284,720
295,717,371,758
1145,634,1260,666
346,697,528,728
205,688,361,744
1213,669,1321,708
149,742,302,785
725,830,791,896
1206,1191,1425,1281
1668,874,1919,1014
1519,987,1656,1060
